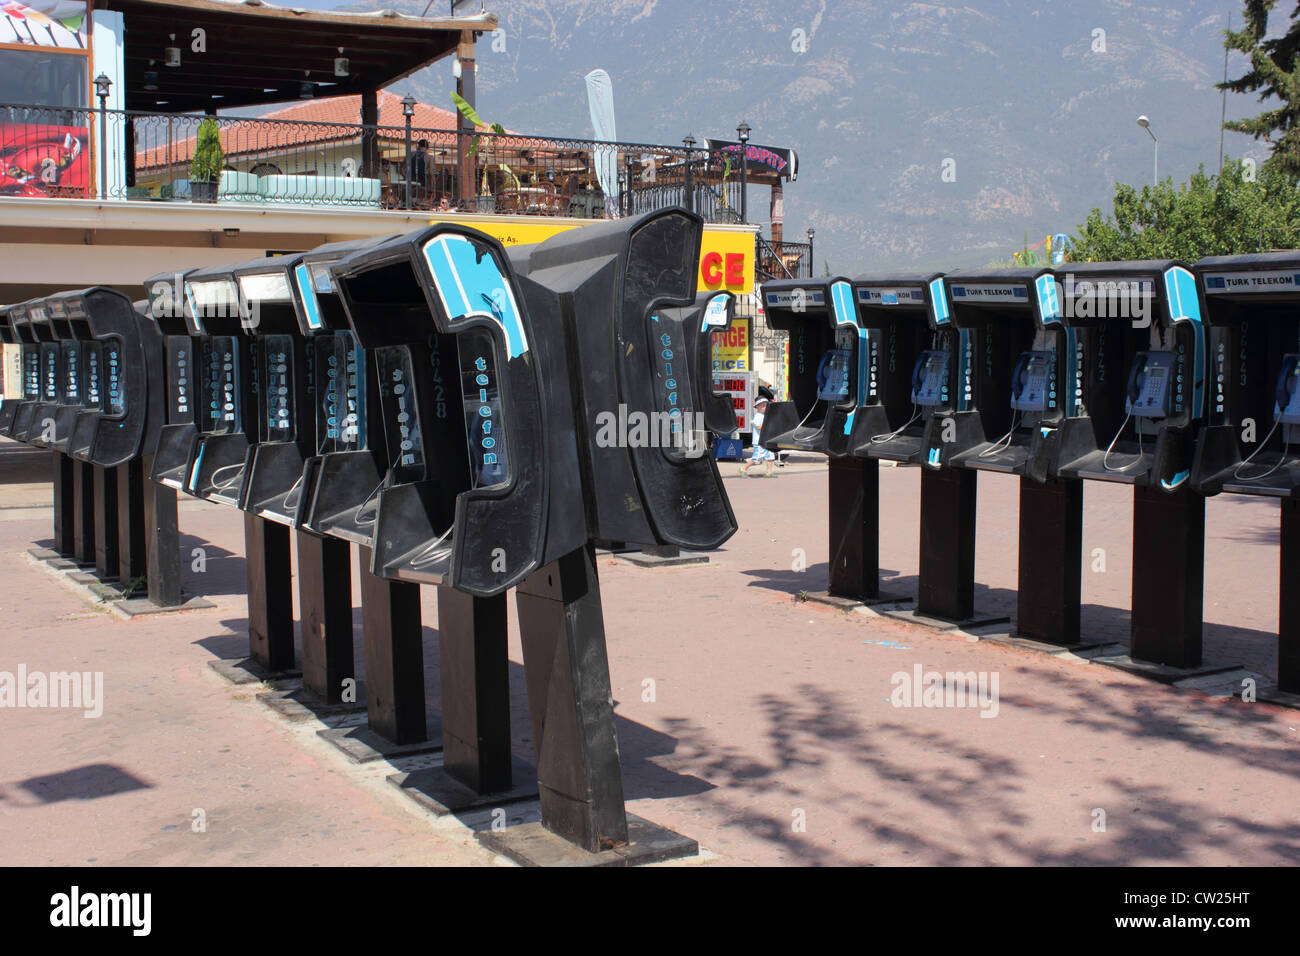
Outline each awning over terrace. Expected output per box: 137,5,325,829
97,0,495,112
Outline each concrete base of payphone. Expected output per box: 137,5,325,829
823,457,912,608
476,543,698,866
877,469,1010,631
384,587,542,814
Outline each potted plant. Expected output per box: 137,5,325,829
190,117,225,203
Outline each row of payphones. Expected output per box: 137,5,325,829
756,260,1300,497
0,209,741,598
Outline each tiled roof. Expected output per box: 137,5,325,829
135,91,529,170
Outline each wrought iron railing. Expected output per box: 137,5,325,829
756,236,812,280
0,103,768,223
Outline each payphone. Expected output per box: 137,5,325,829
22,298,66,449
848,274,956,464
6,301,48,444
332,224,588,595
757,277,867,458
0,305,35,437
26,296,97,565
282,236,394,705
142,269,202,493
232,255,316,525
1053,261,1208,668
179,264,257,506
1054,262,1205,490
57,288,151,582
1190,251,1300,691
473,207,732,857
661,290,740,440
3,301,75,555
935,268,1085,641
939,267,1067,478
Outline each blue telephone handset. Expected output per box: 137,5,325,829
1009,350,1053,412
1125,350,1175,419
911,350,949,407
1276,354,1300,425
816,349,851,402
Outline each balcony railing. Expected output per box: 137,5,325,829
0,103,766,224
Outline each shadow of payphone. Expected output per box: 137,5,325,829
1190,251,1300,694
1053,261,1210,669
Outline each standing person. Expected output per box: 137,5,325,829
740,396,776,477
406,139,430,207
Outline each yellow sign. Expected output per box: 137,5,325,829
711,318,749,373
428,215,756,294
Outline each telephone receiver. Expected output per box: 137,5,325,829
815,348,850,402
1009,350,1052,412
815,350,832,393
1125,349,1175,419
1276,353,1300,425
910,349,949,407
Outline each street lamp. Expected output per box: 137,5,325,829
401,93,416,210
806,226,815,278
682,133,696,214
94,73,111,200
736,120,750,223
1137,114,1158,186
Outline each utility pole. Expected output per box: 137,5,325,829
1219,11,1230,174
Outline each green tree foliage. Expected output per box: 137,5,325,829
1072,161,1300,261
1219,1,1300,178
190,117,225,184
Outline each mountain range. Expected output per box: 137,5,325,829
350,0,1273,273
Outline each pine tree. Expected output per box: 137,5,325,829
1219,1,1300,179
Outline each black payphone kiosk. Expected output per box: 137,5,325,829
27,296,96,566
1190,251,1300,692
142,270,202,494
831,274,953,607
5,301,75,555
7,300,49,444
1054,261,1208,667
663,290,740,439
227,255,313,674
179,264,257,506
56,288,150,584
490,207,733,858
328,222,586,796
935,268,1086,641
0,307,15,433
756,277,885,602
758,278,867,458
0,304,39,439
286,236,392,705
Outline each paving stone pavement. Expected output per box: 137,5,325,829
1,440,1297,866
